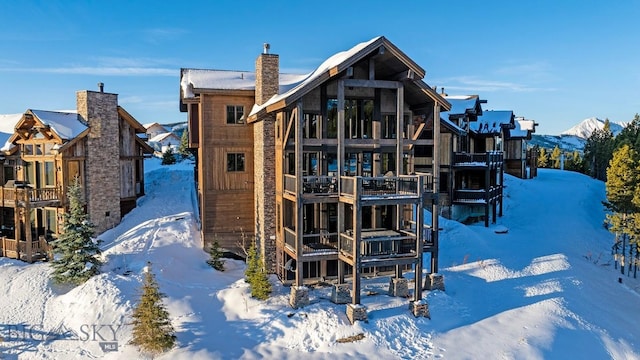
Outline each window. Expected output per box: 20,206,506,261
227,153,245,172
44,161,55,186
226,105,245,124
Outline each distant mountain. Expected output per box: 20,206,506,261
530,117,627,153
529,134,586,152
560,117,624,139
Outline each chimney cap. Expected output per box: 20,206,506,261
98,82,104,92
263,43,270,54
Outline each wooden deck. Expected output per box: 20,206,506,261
0,236,52,263
1,186,63,207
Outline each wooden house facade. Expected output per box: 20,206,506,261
181,37,449,317
0,86,153,262
504,117,538,179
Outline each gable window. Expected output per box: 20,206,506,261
227,153,245,172
226,105,245,124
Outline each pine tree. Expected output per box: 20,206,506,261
550,146,562,169
605,145,640,276
161,147,176,165
244,242,271,300
177,129,190,159
584,120,615,180
206,239,225,271
130,262,177,356
51,177,102,285
537,147,549,168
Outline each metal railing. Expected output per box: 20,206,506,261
284,175,338,196
453,151,503,167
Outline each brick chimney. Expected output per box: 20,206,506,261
76,86,122,234
254,44,279,272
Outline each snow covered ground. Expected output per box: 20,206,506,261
1,159,639,359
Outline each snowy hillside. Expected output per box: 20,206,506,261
529,134,586,152
560,117,624,139
1,160,640,359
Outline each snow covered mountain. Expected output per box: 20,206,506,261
560,117,624,139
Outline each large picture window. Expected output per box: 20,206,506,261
226,105,245,124
227,153,245,172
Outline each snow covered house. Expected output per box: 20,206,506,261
143,122,169,140
0,84,153,263
148,131,180,155
180,36,450,317
504,117,538,179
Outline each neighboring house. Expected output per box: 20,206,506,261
143,122,169,140
180,36,450,320
504,117,538,179
148,132,180,154
0,84,153,263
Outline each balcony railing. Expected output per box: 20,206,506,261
453,152,503,167
0,236,52,263
283,227,338,255
340,174,432,200
1,186,63,205
453,185,502,203
284,175,338,196
339,229,418,258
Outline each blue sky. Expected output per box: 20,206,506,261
1,1,639,135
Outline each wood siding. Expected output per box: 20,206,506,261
197,93,255,250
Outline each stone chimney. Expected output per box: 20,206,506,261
255,43,279,105
76,87,121,234
254,44,279,272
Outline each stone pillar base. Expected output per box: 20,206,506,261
409,300,431,319
425,273,445,291
346,303,368,324
388,277,409,297
289,286,309,309
331,283,351,304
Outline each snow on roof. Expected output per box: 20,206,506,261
31,110,86,140
149,132,179,143
180,69,309,98
440,114,465,135
510,118,536,138
0,113,22,151
143,122,168,130
249,36,383,117
443,95,479,116
470,110,513,134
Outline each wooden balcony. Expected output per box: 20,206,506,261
340,174,432,204
0,236,52,263
283,227,339,258
453,151,503,169
1,186,63,207
453,185,502,204
284,175,338,199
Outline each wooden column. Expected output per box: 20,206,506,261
414,176,425,301
352,178,362,305
431,102,440,274
294,105,304,286
337,80,345,285
484,163,490,227
395,84,404,278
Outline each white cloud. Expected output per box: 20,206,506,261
0,66,175,76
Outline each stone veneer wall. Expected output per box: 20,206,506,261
254,53,279,272
76,90,121,234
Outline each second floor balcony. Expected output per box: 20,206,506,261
1,183,63,207
453,151,503,169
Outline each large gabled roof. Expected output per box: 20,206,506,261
248,36,449,120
